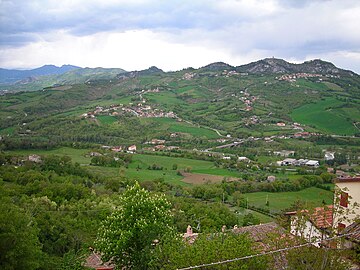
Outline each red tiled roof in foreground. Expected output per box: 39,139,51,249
286,205,334,229
310,205,334,229
335,177,360,183
342,221,360,243
232,222,285,241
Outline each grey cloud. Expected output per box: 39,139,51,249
0,0,359,72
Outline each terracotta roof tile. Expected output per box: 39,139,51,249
342,221,360,242
232,222,284,241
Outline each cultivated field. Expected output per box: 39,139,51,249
242,187,334,213
291,97,359,135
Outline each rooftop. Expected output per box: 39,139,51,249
342,221,360,243
335,177,360,183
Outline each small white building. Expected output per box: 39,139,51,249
238,156,249,162
28,154,42,163
128,145,137,152
324,152,335,161
305,160,319,167
281,158,297,166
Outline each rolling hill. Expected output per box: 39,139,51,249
0,58,359,149
0,66,127,92
0,64,80,84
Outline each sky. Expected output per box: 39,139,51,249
0,0,360,73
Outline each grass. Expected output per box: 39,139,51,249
0,126,15,135
191,168,242,178
6,147,91,164
144,92,186,105
146,117,220,139
97,115,118,125
243,187,334,213
130,154,215,170
291,97,358,135
236,208,274,224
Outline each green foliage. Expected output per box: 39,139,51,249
150,232,268,269
0,198,43,270
171,197,238,232
287,244,351,270
242,213,260,226
95,183,174,269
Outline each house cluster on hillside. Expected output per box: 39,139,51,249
101,144,137,153
221,70,240,77
81,105,122,118
183,72,196,80
143,145,180,152
244,115,260,126
278,158,319,167
122,105,177,118
81,103,177,119
277,73,322,82
238,90,258,111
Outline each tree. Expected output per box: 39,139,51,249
95,182,174,269
0,200,43,270
150,231,268,269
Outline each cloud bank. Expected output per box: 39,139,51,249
1,0,359,72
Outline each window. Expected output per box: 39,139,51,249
340,192,348,208
338,223,346,231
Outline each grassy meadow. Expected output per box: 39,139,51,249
242,187,334,213
291,97,359,135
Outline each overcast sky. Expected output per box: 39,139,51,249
1,0,360,73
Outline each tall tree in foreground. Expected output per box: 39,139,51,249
95,182,174,269
0,200,43,270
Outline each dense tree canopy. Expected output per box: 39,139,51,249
95,183,174,269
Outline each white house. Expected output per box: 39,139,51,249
281,158,297,166
305,160,319,167
324,152,335,161
334,177,360,228
287,205,334,247
238,156,250,162
28,154,42,163
128,145,137,152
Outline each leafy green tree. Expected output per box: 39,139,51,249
286,245,351,270
150,231,268,269
242,213,260,226
95,182,174,269
0,200,43,270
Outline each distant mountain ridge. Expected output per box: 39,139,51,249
199,58,357,76
0,58,357,92
117,66,164,80
0,65,80,84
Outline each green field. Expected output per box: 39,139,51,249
291,97,358,135
191,168,242,178
86,165,188,185
97,115,118,125
146,117,220,139
130,154,215,170
243,187,334,213
6,147,91,164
